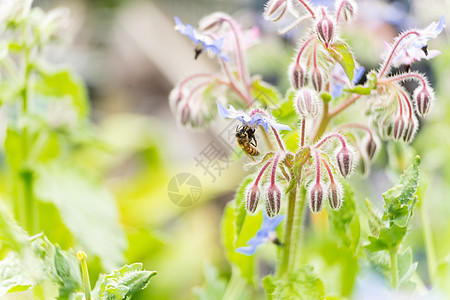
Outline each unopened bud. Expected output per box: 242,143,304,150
289,62,306,89
328,182,342,210
246,184,260,214
393,115,406,141
378,116,394,139
309,183,324,213
263,0,287,22
414,86,434,117
294,88,320,118
180,103,191,126
336,146,354,178
403,117,418,143
311,67,323,92
363,135,378,160
335,0,357,23
315,7,335,48
266,184,281,217
169,87,185,113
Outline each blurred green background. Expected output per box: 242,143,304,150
7,0,448,298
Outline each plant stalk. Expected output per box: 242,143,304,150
389,246,399,289
279,187,297,275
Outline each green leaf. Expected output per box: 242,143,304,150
34,67,89,118
251,78,282,107
343,85,372,95
365,225,407,252
34,162,127,269
0,252,34,296
262,275,276,300
328,41,355,81
397,247,417,289
193,263,227,300
54,246,82,297
221,203,261,284
271,266,325,300
92,263,156,300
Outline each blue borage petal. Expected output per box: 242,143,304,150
235,213,284,256
216,101,291,132
174,17,228,61
331,66,365,99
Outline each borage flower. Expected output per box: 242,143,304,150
331,65,365,99
174,16,228,61
235,213,284,255
216,101,291,132
381,15,445,67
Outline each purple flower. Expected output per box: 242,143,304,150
331,65,365,99
382,15,445,67
174,17,228,61
235,213,284,255
216,101,291,132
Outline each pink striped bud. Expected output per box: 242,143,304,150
315,7,335,48
263,0,288,22
402,117,418,144
393,115,406,141
414,86,434,117
289,62,306,89
169,87,185,113
294,88,320,119
336,146,354,178
311,67,323,92
246,184,260,214
266,184,281,217
363,135,378,161
335,0,357,23
328,182,343,210
309,183,324,213
180,103,191,126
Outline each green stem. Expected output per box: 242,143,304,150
278,187,297,275
311,101,329,142
289,188,306,272
78,251,92,300
389,246,399,289
223,267,246,300
420,198,436,284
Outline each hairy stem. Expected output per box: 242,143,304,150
223,267,246,300
279,187,297,275
390,246,399,289
289,187,306,272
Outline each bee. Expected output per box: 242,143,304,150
236,125,260,158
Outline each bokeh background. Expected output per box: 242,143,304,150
25,0,450,298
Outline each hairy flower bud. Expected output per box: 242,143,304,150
180,103,191,126
246,184,260,214
335,0,357,23
266,184,281,217
169,87,185,113
263,0,287,22
363,135,378,160
311,67,323,92
289,62,306,89
336,146,354,178
403,117,418,143
315,7,335,48
309,183,324,213
378,115,394,139
393,115,406,141
328,182,343,210
294,88,320,118
414,86,434,117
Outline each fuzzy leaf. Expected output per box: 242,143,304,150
251,78,282,107
328,41,355,81
271,266,325,300
92,263,156,299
